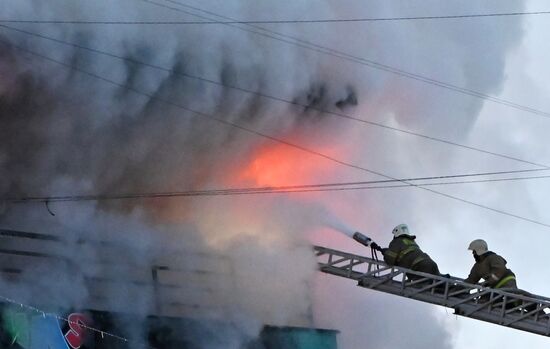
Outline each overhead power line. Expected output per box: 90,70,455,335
4,170,550,203
3,10,550,25
0,24,546,169
3,38,550,229
140,0,550,119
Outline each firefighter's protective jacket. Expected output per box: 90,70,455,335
382,235,432,269
464,251,517,288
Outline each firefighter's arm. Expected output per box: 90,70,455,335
382,246,397,265
464,264,482,284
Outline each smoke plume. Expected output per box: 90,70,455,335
0,0,527,348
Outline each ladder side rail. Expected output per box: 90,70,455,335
315,245,550,309
375,266,550,313
369,271,550,336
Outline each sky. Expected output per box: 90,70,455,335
2,0,550,348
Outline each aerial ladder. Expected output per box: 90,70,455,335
314,244,550,337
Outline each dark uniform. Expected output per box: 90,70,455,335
464,251,517,289
382,235,440,278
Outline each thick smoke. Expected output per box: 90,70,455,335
0,0,527,348
0,0,355,347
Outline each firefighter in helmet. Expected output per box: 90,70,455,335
380,224,441,278
464,239,517,289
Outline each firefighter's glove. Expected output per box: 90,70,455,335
370,242,382,251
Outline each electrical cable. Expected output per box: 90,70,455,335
3,10,550,25
0,23,546,169
140,0,550,119
4,170,550,203
2,38,550,229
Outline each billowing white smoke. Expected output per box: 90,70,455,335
0,0,526,348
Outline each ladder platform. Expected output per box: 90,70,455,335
314,245,550,337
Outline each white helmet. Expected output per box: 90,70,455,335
468,239,488,255
392,224,410,237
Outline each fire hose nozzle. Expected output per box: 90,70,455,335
353,232,383,252
353,232,372,247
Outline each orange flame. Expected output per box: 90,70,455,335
239,142,338,188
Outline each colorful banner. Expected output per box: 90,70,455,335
1,306,91,349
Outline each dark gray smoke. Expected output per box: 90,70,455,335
0,0,358,347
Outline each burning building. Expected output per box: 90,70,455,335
0,228,338,348
0,0,355,347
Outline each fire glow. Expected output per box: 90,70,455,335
239,142,339,189
190,140,348,247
